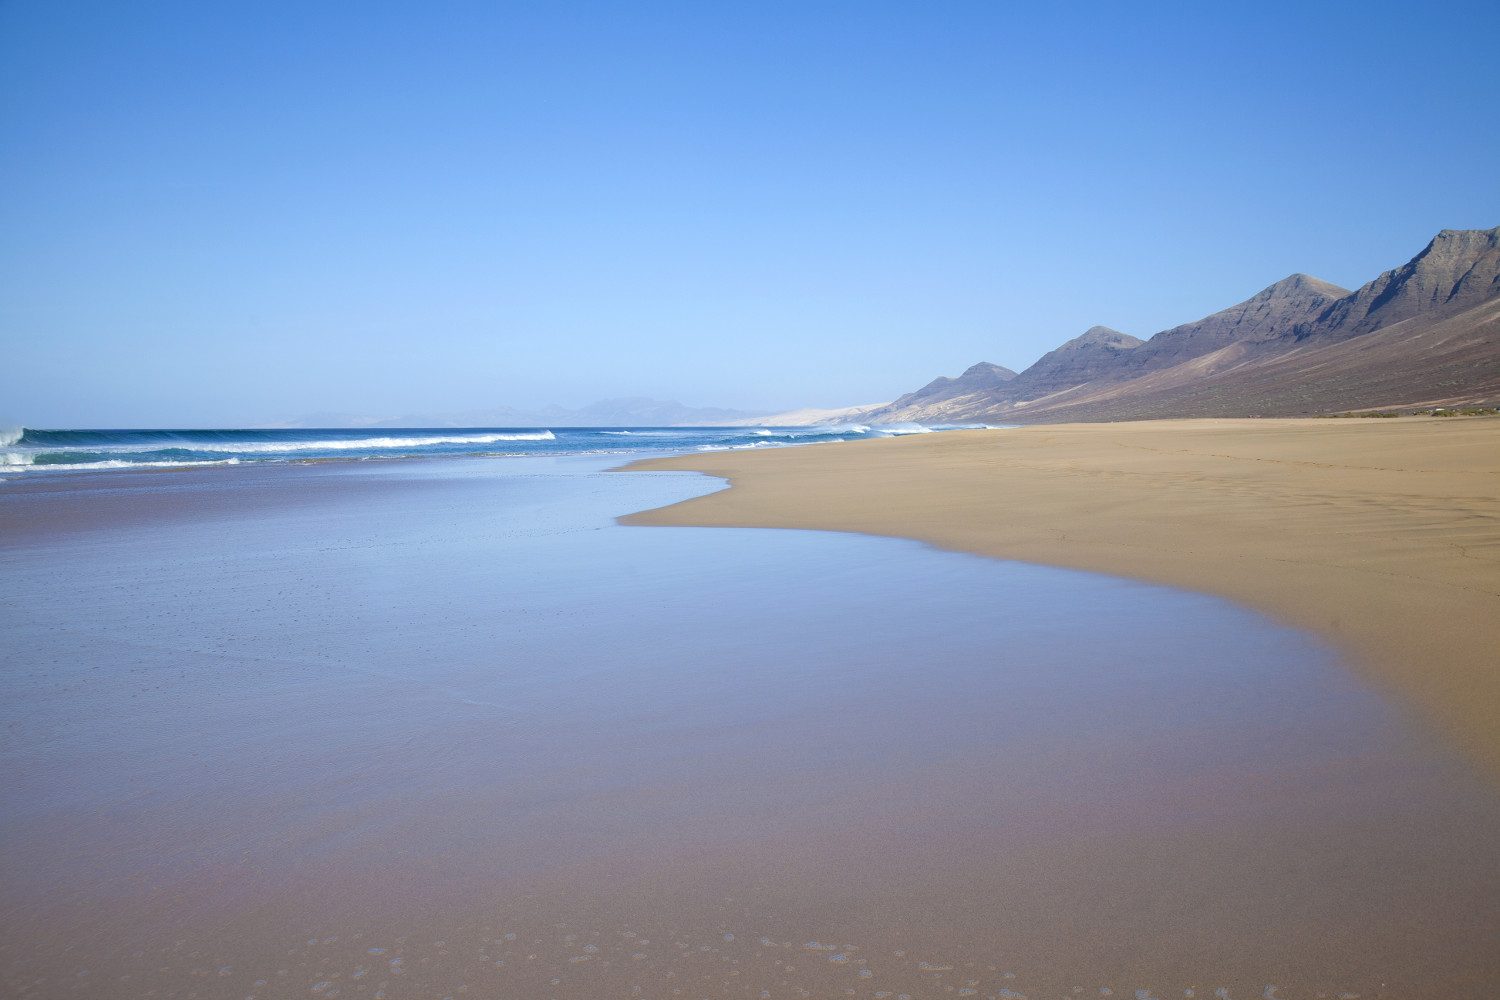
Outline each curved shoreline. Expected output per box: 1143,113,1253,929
620,417,1500,783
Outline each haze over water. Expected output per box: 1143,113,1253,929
4,454,1498,998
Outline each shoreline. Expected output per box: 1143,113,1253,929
621,417,1500,783
6,436,1499,994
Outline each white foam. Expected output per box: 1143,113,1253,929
190,431,557,453
13,431,561,466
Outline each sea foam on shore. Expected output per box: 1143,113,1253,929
0,423,990,473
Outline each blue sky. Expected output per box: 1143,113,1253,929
2,1,1497,427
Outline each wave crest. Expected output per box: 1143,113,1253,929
202,431,556,454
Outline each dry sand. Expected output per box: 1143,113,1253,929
623,417,1500,782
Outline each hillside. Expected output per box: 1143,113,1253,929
870,226,1500,422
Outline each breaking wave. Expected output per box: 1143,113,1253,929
0,423,1011,474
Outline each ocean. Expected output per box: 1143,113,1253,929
0,423,991,474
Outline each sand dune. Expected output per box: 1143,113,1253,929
623,417,1500,782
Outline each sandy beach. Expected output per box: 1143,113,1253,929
624,417,1500,782
5,445,1500,997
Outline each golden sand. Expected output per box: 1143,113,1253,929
623,417,1500,781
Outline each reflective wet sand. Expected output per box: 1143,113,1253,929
3,457,1498,998
622,418,1500,783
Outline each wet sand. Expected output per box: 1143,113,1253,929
4,453,1500,998
623,417,1500,783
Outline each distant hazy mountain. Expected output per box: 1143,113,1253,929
870,225,1500,422
275,397,772,428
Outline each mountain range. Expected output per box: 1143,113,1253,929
866,225,1500,423
278,226,1499,429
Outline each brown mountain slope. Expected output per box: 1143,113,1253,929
1124,273,1350,368
1004,326,1144,398
1296,227,1500,343
868,329,1138,422
1002,294,1500,421
877,225,1500,423
877,361,1017,420
872,274,1349,422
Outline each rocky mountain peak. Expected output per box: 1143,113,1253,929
1002,327,1146,400
1100,273,1352,376
1067,326,1144,350
869,225,1500,424
1264,273,1350,300
958,361,1019,381
863,360,1021,420
1300,224,1500,341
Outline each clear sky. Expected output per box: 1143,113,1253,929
2,0,1497,427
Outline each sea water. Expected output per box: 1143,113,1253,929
0,423,985,474
2,454,1498,998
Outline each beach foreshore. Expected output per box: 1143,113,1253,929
6,446,1500,995
622,417,1500,781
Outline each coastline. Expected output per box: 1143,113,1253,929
5,447,1500,994
621,417,1500,782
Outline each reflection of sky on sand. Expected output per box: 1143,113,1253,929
3,455,1498,998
